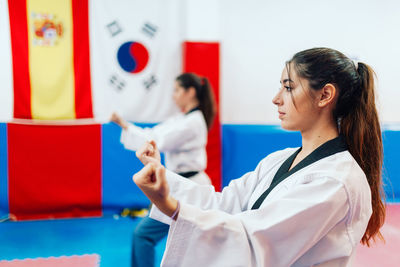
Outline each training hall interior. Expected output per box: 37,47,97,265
0,0,399,266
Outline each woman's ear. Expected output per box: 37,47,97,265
318,83,336,107
187,86,197,99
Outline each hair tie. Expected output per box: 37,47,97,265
353,60,359,71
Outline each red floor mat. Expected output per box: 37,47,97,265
0,254,99,267
355,204,400,267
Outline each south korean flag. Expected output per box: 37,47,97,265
89,0,184,123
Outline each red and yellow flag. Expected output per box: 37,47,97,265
8,0,93,120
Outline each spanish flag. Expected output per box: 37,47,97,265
8,0,93,120
6,0,100,220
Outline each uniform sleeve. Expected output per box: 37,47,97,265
149,159,265,225
120,115,202,152
159,176,350,267
151,118,199,152
120,123,152,151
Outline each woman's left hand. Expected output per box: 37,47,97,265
133,162,178,218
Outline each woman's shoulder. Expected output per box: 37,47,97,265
161,111,201,126
158,110,207,138
326,151,368,190
183,110,207,128
185,109,204,119
298,150,370,201
306,151,365,182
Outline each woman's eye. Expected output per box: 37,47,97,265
284,86,292,92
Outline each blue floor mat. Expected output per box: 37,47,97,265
0,216,166,266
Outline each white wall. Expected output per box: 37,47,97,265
182,0,220,41
0,0,13,121
218,0,400,124
2,0,399,124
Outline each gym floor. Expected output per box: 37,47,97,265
0,204,399,267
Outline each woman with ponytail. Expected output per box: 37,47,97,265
132,48,385,267
289,50,385,247
111,72,216,267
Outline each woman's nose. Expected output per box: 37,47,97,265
272,90,282,106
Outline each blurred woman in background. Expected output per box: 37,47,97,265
111,72,216,267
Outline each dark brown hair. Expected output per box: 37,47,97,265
289,48,385,246
176,73,217,130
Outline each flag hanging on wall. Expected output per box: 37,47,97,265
8,0,93,120
1,0,183,122
89,0,183,123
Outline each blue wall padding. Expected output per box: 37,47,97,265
101,123,151,213
222,125,302,187
0,123,8,217
382,127,400,202
222,124,400,202
1,123,398,217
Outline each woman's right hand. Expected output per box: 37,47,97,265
110,112,128,130
132,162,178,218
136,140,161,165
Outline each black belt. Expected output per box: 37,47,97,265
178,171,199,178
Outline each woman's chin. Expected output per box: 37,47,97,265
280,122,297,131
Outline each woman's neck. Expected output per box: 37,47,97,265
300,119,339,155
182,101,199,113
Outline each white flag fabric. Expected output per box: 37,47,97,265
90,0,184,123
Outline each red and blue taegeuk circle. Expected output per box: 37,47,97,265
117,41,149,73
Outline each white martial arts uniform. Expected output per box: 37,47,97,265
150,136,372,267
120,109,211,185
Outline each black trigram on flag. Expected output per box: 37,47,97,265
106,20,123,37
110,74,126,91
143,75,157,90
142,22,158,38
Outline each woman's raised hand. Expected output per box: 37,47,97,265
132,160,178,218
110,112,128,130
136,140,161,165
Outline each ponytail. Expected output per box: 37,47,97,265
340,63,385,246
197,77,217,130
290,48,385,246
176,73,217,130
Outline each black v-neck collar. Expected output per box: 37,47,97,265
251,135,347,210
185,107,200,115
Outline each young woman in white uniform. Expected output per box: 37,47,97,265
132,48,386,267
111,72,216,267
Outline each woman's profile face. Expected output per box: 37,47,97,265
173,81,192,111
272,63,320,132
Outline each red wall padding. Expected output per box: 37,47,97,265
183,42,222,191
8,124,102,220
8,0,32,119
